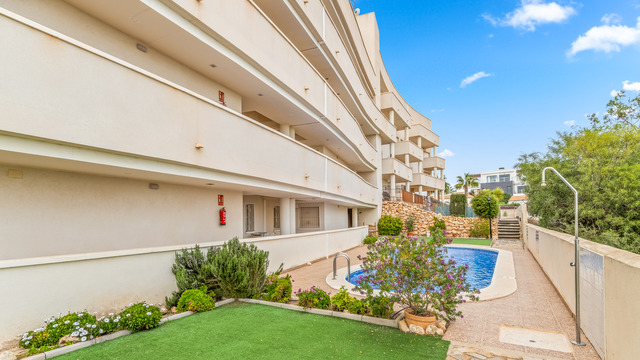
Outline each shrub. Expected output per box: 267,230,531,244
206,237,269,299
377,215,402,236
469,220,491,238
502,193,512,204
295,286,331,309
364,295,393,318
347,299,368,315
449,194,467,217
404,216,415,233
330,286,354,312
119,302,162,332
355,232,479,321
261,273,292,303
20,312,98,351
470,189,499,218
177,286,216,312
429,217,446,235
166,245,211,307
363,235,378,245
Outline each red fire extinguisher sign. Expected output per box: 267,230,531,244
219,207,226,226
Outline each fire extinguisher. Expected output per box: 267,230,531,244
219,207,226,226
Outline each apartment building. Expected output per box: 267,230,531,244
0,0,444,340
471,168,526,196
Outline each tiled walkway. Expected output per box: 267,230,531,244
284,244,601,360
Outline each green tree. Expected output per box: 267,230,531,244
470,189,499,218
516,90,640,254
455,173,479,198
502,193,512,204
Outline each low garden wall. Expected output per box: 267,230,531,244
526,224,640,360
381,201,497,238
0,227,367,345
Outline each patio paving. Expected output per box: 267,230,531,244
283,244,601,360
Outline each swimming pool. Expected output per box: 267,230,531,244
346,246,498,290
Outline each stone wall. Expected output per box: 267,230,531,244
381,201,497,238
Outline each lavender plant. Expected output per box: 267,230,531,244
355,231,479,321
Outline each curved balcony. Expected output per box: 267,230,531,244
381,92,411,129
412,173,445,191
423,156,446,170
409,123,439,148
0,13,377,206
381,158,412,182
394,141,423,163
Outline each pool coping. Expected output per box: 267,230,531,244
325,244,517,302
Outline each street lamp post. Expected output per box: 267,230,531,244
487,196,492,240
541,167,586,346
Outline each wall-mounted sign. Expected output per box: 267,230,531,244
218,91,224,103
218,195,224,206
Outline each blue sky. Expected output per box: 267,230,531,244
354,0,640,185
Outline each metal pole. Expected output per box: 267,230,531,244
541,167,585,346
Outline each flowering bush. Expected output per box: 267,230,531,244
346,299,368,315
261,273,292,303
177,287,216,312
295,286,331,309
119,302,162,332
355,231,479,321
19,312,98,351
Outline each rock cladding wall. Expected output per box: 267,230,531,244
381,201,498,238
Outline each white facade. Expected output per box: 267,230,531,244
471,168,526,195
0,0,443,341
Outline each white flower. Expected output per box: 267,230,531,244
53,324,59,328
114,319,119,323
146,312,152,316
126,314,131,317
81,336,87,342
64,320,70,324
108,313,114,316
128,303,133,306
25,341,29,345
71,332,79,337
28,336,32,340
92,324,97,328
78,313,84,317
99,329,104,334
73,322,79,326
104,319,109,323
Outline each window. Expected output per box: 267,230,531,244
487,175,497,183
499,174,510,182
245,204,254,232
298,206,320,228
517,186,525,194
273,206,280,229
506,186,512,194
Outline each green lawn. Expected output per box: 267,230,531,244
55,302,449,360
451,238,493,246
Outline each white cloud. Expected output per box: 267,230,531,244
611,90,620,97
439,149,455,157
564,120,575,126
601,13,622,25
483,1,576,31
568,17,640,56
460,71,493,88
623,80,640,91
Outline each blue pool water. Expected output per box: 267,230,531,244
347,247,498,290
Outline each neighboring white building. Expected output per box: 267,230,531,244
469,168,526,196
0,0,444,341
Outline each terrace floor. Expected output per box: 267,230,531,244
283,244,601,360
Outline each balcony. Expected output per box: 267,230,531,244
0,14,377,206
423,156,445,170
381,158,412,182
412,173,445,191
394,141,423,163
380,92,411,129
408,123,439,148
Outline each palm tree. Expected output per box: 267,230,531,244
455,173,479,198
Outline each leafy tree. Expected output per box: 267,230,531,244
470,189,499,219
444,176,454,194
517,90,640,254
455,172,479,198
502,193,512,204
449,193,467,217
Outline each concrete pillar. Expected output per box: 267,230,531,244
419,186,423,193
404,128,409,141
390,174,396,198
280,124,291,137
404,154,409,166
389,143,395,157
389,110,395,125
290,199,296,234
290,127,296,139
263,199,267,232
351,208,358,229
417,137,422,148
280,197,290,235
434,147,437,156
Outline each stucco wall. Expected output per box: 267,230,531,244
527,224,640,359
0,165,242,260
0,226,366,344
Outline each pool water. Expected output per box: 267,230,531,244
347,247,498,290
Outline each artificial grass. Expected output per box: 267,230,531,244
451,238,492,246
54,302,450,360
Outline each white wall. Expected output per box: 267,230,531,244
324,203,348,230
0,165,243,260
